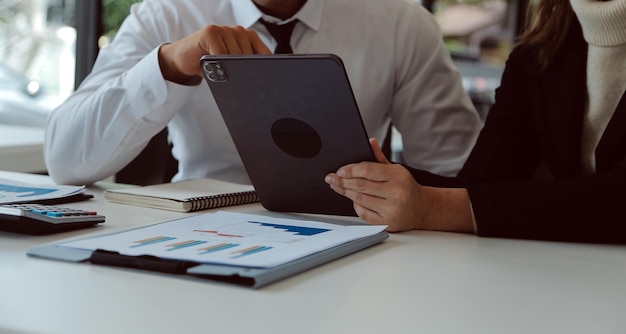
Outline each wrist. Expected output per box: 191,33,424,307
421,186,474,233
158,44,202,86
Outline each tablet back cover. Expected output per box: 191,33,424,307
201,54,374,216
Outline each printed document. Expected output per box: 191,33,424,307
0,178,86,204
62,211,386,268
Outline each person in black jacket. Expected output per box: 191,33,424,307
325,0,626,243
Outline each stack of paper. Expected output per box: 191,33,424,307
0,178,86,204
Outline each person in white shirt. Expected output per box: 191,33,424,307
44,0,480,185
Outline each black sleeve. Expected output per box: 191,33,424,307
408,45,626,244
409,44,542,188
467,169,626,243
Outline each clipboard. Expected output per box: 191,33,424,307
27,212,388,288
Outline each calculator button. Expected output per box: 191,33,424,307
0,203,105,235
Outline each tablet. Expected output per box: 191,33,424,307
200,54,375,216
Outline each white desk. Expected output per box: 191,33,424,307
0,125,46,173
1,171,626,334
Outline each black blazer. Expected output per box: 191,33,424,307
410,21,626,243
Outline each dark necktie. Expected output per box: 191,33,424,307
259,19,297,54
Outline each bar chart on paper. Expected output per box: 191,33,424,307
125,220,326,259
165,240,208,251
198,243,239,254
61,211,386,268
130,236,176,248
129,235,272,259
0,178,86,204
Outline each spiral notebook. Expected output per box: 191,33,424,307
103,179,259,212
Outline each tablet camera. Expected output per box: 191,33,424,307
203,61,228,82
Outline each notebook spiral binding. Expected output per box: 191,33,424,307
188,191,259,212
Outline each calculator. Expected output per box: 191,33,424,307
0,204,105,235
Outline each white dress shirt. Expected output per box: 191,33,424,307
44,0,480,185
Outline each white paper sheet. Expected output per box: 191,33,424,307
62,211,387,268
0,178,86,204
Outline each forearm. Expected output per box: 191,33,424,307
467,171,626,243
45,47,194,185
159,43,203,85
44,87,143,185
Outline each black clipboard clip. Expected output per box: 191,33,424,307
90,249,197,274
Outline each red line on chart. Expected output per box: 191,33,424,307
193,229,244,238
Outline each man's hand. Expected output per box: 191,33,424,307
159,25,271,85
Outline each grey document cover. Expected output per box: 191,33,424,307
27,215,388,289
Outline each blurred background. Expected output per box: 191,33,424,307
0,0,527,127
0,0,528,172
0,0,135,127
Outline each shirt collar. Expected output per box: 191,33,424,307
232,0,324,31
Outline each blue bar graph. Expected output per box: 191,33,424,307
130,236,176,248
198,243,239,254
165,240,207,251
248,221,330,236
231,245,273,259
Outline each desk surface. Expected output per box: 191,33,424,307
1,171,626,334
0,125,46,173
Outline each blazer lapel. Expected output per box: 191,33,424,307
535,23,588,177
595,91,626,171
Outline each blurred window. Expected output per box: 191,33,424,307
393,0,525,160
431,0,525,120
0,0,141,128
435,0,514,64
97,0,142,52
0,0,75,127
